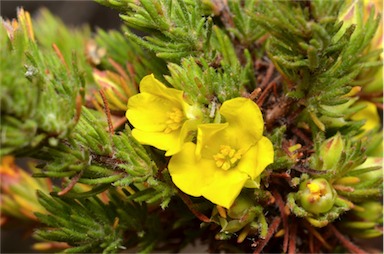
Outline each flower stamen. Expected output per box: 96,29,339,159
307,182,324,201
164,107,184,133
213,145,243,170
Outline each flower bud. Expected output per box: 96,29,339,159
338,0,383,93
299,178,336,214
339,201,383,238
93,68,137,112
227,195,254,219
354,157,383,182
319,132,344,170
353,201,383,223
0,156,51,221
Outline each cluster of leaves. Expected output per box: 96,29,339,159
35,188,199,253
0,7,175,253
97,0,265,103
34,107,175,208
0,9,85,157
254,0,381,133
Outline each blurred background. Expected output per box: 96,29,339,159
1,1,121,30
1,1,121,252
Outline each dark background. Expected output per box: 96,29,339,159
1,1,122,252
1,0,122,30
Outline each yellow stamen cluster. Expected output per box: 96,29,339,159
307,182,323,201
164,107,184,133
213,145,243,170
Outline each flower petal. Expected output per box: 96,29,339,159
350,101,380,134
126,93,178,132
160,119,199,156
195,123,228,159
140,74,186,105
220,97,264,146
236,136,274,179
168,142,216,196
132,128,180,155
202,169,249,208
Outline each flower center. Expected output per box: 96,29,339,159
164,107,184,133
307,182,324,201
213,145,243,170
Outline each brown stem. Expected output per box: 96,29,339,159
213,0,234,28
359,90,383,100
270,172,291,180
108,58,130,81
52,43,69,75
178,190,210,223
58,171,83,196
256,78,279,107
309,232,315,253
265,97,294,130
288,221,297,254
271,190,289,253
248,87,262,100
74,94,83,125
99,89,114,136
259,63,275,90
328,224,368,254
303,221,332,251
253,216,281,254
112,116,128,131
291,126,313,146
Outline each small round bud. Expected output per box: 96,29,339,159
299,178,336,214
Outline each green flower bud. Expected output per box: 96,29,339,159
319,132,344,170
228,195,253,219
339,201,383,238
299,178,336,214
354,157,383,182
353,201,383,223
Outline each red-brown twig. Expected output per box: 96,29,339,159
58,171,83,196
259,63,275,90
309,231,315,253
265,97,294,130
303,221,332,251
99,89,114,136
291,126,313,146
112,116,128,131
270,172,291,180
178,190,210,223
328,224,368,254
74,94,83,125
52,43,69,75
253,216,281,254
288,220,297,254
108,58,130,81
272,190,290,253
248,87,262,100
256,79,277,107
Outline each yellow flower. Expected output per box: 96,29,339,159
168,98,274,208
338,0,383,93
350,101,380,135
126,74,202,156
